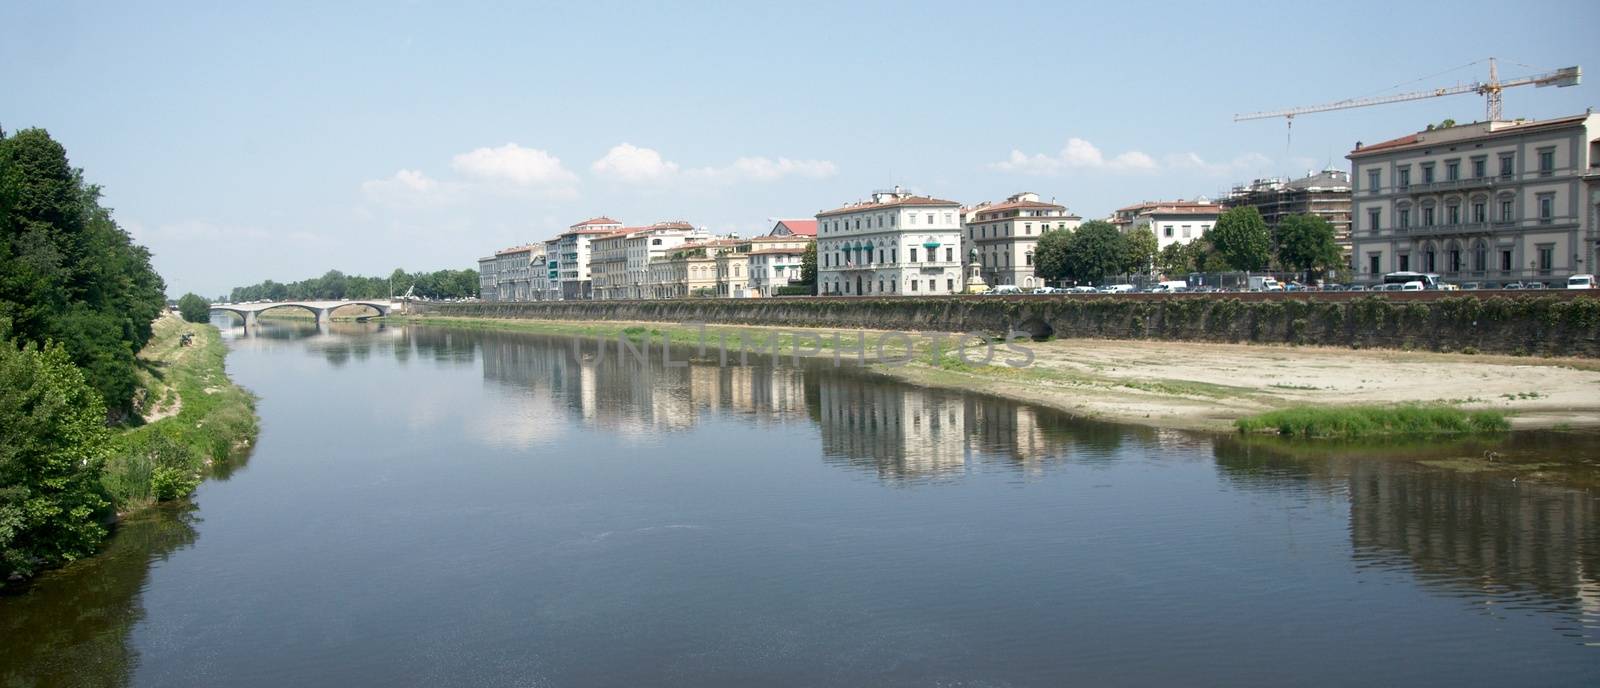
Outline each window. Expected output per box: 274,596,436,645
1422,164,1435,184
853,219,860,230
1164,226,1174,238
909,248,918,262
1398,167,1411,189
926,213,934,225
945,247,953,262
1538,193,1553,223
1537,245,1553,274
1370,254,1381,275
1474,244,1486,271
1500,199,1514,222
1446,160,1459,181
927,279,935,292
947,279,954,291
1538,147,1555,175
1472,157,1486,178
1425,249,1436,273
889,215,895,226
1368,209,1381,231
1367,169,1380,194
1501,250,1513,272
1423,207,1435,226
909,214,917,225
1499,154,1514,178
1399,254,1410,272
1472,202,1485,223
890,279,896,292
911,279,918,292
890,249,896,263
1449,249,1461,272
1447,204,1460,225
1399,208,1411,228
1182,225,1192,238
1025,252,1033,266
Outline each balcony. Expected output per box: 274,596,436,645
1405,176,1496,195
1399,222,1491,237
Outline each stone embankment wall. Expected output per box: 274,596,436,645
417,292,1600,357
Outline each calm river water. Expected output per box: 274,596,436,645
3,320,1598,686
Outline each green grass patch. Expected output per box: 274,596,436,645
104,317,259,511
1235,404,1509,439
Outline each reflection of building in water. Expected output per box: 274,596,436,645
814,374,970,481
1347,458,1600,616
476,332,808,436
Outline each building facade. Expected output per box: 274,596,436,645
961,192,1081,288
1111,199,1222,252
1349,113,1600,286
477,254,498,301
549,216,623,300
816,187,964,296
624,222,706,299
1223,169,1354,255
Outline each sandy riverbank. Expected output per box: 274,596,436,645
387,315,1600,433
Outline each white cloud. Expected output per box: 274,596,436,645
591,143,837,185
450,143,577,186
992,137,1158,175
590,143,681,182
360,169,459,207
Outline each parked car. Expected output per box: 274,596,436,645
1100,284,1135,294
1502,282,1524,290
1400,281,1425,291
1567,274,1595,290
990,284,1022,295
1066,285,1098,293
1030,286,1057,294
1460,282,1482,290
1527,282,1546,290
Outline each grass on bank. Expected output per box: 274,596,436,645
1235,404,1509,439
102,316,258,511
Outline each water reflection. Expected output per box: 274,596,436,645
1215,436,1600,646
0,506,200,687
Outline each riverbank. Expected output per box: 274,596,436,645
387,314,1600,434
105,315,259,513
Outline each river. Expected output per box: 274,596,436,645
2,319,1597,686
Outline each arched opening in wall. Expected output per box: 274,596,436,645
209,309,245,327
332,303,384,321
1015,317,1054,341
257,304,322,322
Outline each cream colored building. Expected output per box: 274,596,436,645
1110,200,1221,252
817,186,964,296
962,192,1081,288
1349,113,1600,285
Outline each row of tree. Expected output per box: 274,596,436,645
1034,208,1344,286
227,268,479,303
2,127,170,583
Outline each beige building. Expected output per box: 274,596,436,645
817,186,964,296
1349,113,1600,285
962,192,1081,288
746,227,815,297
649,240,728,298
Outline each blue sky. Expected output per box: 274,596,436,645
3,0,1596,297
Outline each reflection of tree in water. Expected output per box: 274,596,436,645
1213,435,1600,637
0,505,200,688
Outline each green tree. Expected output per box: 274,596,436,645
1157,241,1199,277
177,293,210,323
1033,228,1075,284
0,128,167,415
1065,220,1128,285
0,341,114,585
1273,214,1344,279
1209,207,1272,272
1124,227,1159,276
799,242,817,290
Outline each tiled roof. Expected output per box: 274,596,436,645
771,219,818,236
494,244,539,255
1349,113,1593,158
747,247,807,256
817,195,960,217
571,216,622,227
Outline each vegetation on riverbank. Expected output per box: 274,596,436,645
1235,404,1509,438
104,316,257,510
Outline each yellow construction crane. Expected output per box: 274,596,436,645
1235,58,1581,145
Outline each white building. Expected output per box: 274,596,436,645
962,192,1081,288
549,216,623,300
1110,199,1221,251
746,224,815,297
816,187,964,296
1349,112,1600,286
624,222,707,299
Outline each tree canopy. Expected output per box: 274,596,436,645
1035,220,1133,286
177,293,210,323
228,268,479,302
1208,207,1272,272
0,128,167,415
1273,214,1343,278
1124,228,1159,277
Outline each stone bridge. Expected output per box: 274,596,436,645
211,300,394,328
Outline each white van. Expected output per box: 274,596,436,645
1567,274,1595,290
1101,284,1135,294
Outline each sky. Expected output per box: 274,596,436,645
3,0,1597,297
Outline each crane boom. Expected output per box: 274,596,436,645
1234,61,1580,123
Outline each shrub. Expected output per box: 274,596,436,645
1235,404,1509,438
